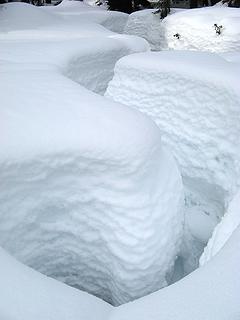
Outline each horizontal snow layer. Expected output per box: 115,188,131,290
124,8,183,51
0,3,183,306
200,191,240,266
164,7,240,53
105,51,240,197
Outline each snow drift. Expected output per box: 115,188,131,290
106,50,240,198
164,7,240,53
124,8,183,51
1,2,240,320
125,7,240,53
43,0,129,33
0,2,183,306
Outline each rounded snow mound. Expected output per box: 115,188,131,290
164,7,240,53
0,2,62,32
105,50,240,197
200,191,240,266
124,8,183,51
0,31,183,306
44,0,128,33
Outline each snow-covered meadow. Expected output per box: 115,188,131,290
0,1,240,319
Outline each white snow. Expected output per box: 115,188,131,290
125,7,240,53
105,50,240,275
1,2,240,319
164,7,240,53
124,8,183,51
0,247,111,320
109,225,240,320
200,191,240,266
43,0,129,33
105,50,240,197
0,2,183,307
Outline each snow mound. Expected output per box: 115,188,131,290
0,2,62,32
0,247,111,320
44,0,128,33
110,225,240,320
124,9,183,51
105,50,240,197
0,14,183,306
200,191,240,266
164,7,240,53
0,70,183,307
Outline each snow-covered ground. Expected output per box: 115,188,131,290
125,7,240,52
105,50,240,196
0,1,184,308
1,1,240,319
105,49,240,273
124,8,183,51
165,7,240,52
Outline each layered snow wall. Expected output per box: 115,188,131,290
0,3,183,306
106,51,240,198
105,50,240,273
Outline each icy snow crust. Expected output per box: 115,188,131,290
0,2,184,307
106,51,240,197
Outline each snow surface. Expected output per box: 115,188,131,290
125,7,240,53
124,8,183,51
1,2,240,319
43,0,129,33
164,7,240,53
110,225,240,320
0,2,183,306
105,50,240,198
0,247,111,320
200,191,240,266
105,50,240,275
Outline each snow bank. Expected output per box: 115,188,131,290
0,247,111,320
124,9,183,51
43,0,129,33
0,3,183,306
200,191,240,266
164,7,240,53
105,50,240,197
110,225,240,320
0,2,62,32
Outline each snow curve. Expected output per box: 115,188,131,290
105,50,240,198
0,2,183,307
200,191,240,266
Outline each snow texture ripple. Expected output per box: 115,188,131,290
0,2,183,306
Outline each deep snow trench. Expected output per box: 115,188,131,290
1,3,240,318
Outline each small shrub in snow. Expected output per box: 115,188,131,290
213,23,223,35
